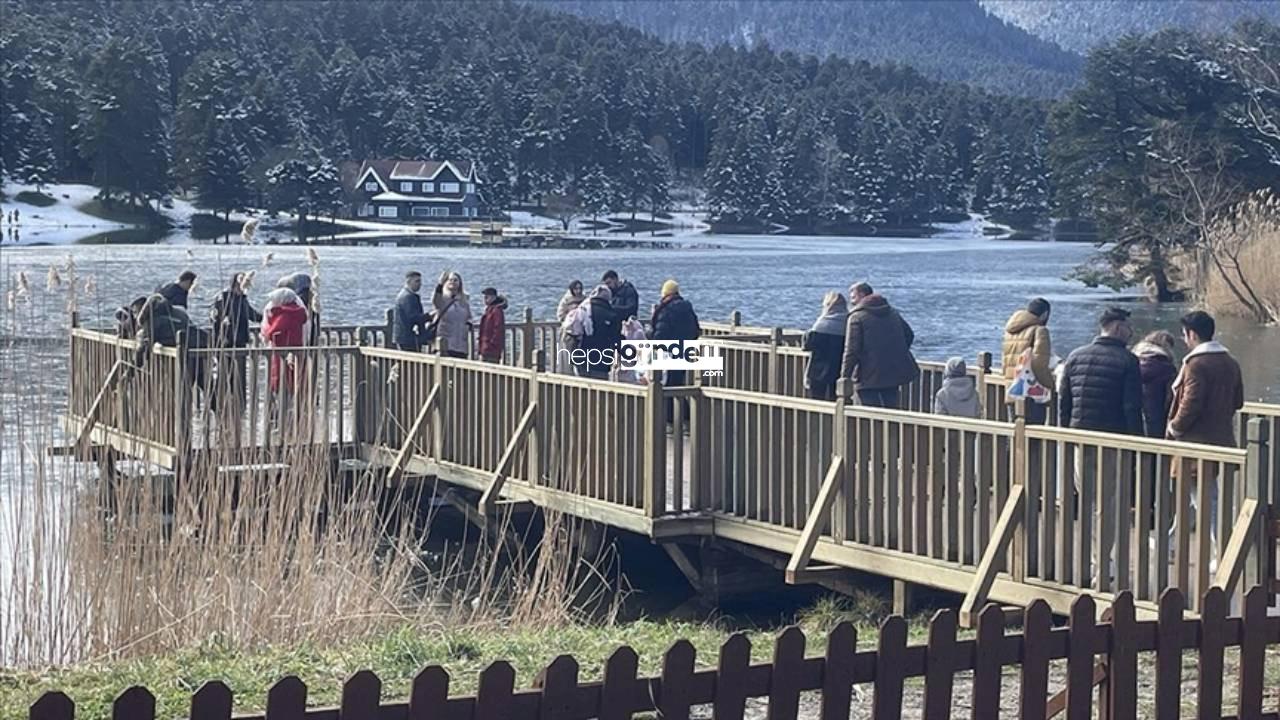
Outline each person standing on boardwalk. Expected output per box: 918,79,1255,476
576,285,619,379
278,273,320,345
1133,330,1178,439
934,357,981,418
649,279,701,388
840,282,918,409
432,270,473,358
1002,297,1053,424
557,280,585,322
1057,307,1142,435
1167,311,1244,446
262,287,310,432
211,273,262,349
803,291,847,401
478,287,508,363
159,270,197,308
602,269,639,322
393,271,431,352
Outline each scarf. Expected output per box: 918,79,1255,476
1171,340,1229,392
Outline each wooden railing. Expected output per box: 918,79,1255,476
27,585,1280,720
66,318,1280,617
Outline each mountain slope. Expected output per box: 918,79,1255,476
534,0,1083,97
983,0,1280,53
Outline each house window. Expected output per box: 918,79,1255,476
364,181,379,192
440,182,460,193
400,181,414,192
378,205,398,218
411,207,432,218
431,207,450,217
466,207,478,218
465,183,476,193
422,182,435,193
358,204,374,217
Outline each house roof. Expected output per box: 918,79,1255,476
369,192,465,203
341,159,478,191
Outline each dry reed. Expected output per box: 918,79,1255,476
2,277,620,670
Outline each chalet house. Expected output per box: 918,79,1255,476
341,159,483,221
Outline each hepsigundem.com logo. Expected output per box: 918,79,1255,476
558,340,725,376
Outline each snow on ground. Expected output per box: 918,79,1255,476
506,210,563,230
0,182,131,245
931,212,1010,239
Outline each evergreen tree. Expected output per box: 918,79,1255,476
198,121,250,219
18,119,57,191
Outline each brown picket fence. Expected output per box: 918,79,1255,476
27,586,1279,720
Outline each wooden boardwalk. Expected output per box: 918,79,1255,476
63,312,1280,624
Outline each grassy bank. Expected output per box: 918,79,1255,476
1,593,914,718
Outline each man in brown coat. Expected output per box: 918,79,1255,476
840,281,919,409
1166,310,1243,564
1167,310,1244,447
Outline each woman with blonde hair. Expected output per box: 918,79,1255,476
803,291,848,400
432,270,474,358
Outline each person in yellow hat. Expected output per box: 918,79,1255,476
649,278,701,388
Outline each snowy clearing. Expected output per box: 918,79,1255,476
0,182,132,245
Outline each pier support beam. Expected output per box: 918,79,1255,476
893,579,913,616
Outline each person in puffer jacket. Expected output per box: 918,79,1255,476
1057,307,1142,435
1002,298,1052,424
934,357,981,418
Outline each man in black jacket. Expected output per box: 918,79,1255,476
392,271,431,351
649,279,700,388
602,269,639,322
158,270,197,308
1057,307,1143,435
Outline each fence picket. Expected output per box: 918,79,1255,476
190,681,233,720
536,655,580,720
112,687,155,720
971,604,1006,718
1196,587,1227,720
1106,592,1137,720
922,608,958,720
1018,600,1052,720
872,615,907,720
1154,589,1186,720
768,627,806,720
820,623,856,720
1065,594,1096,720
29,692,74,720
475,662,516,720
599,646,640,720
1235,586,1267,720
659,639,696,720
408,666,450,719
339,670,381,719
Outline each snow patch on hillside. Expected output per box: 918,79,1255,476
931,213,1010,239
0,182,131,245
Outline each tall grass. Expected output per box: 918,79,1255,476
1,282,620,669
1194,190,1280,324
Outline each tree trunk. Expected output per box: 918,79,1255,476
1147,265,1176,302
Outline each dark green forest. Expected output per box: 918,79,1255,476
0,0,1051,231
2,0,1279,290
539,0,1083,97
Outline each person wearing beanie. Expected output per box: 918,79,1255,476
933,357,981,418
1002,297,1053,424
478,287,508,363
649,278,701,388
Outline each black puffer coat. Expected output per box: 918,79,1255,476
1057,336,1143,434
649,294,700,341
579,298,620,375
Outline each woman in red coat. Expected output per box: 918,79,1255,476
262,288,309,393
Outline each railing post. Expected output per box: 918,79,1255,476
729,309,741,327
1245,418,1271,596
644,374,667,518
832,378,853,542
976,351,992,420
768,327,783,395
521,307,535,368
689,367,708,511
1011,398,1027,582
174,331,191,459
383,308,394,349
432,339,446,462
527,349,545,486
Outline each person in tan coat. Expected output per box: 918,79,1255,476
1001,297,1052,423
1167,311,1244,447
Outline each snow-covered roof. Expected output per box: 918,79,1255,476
355,166,389,193
370,192,465,203
389,160,475,182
